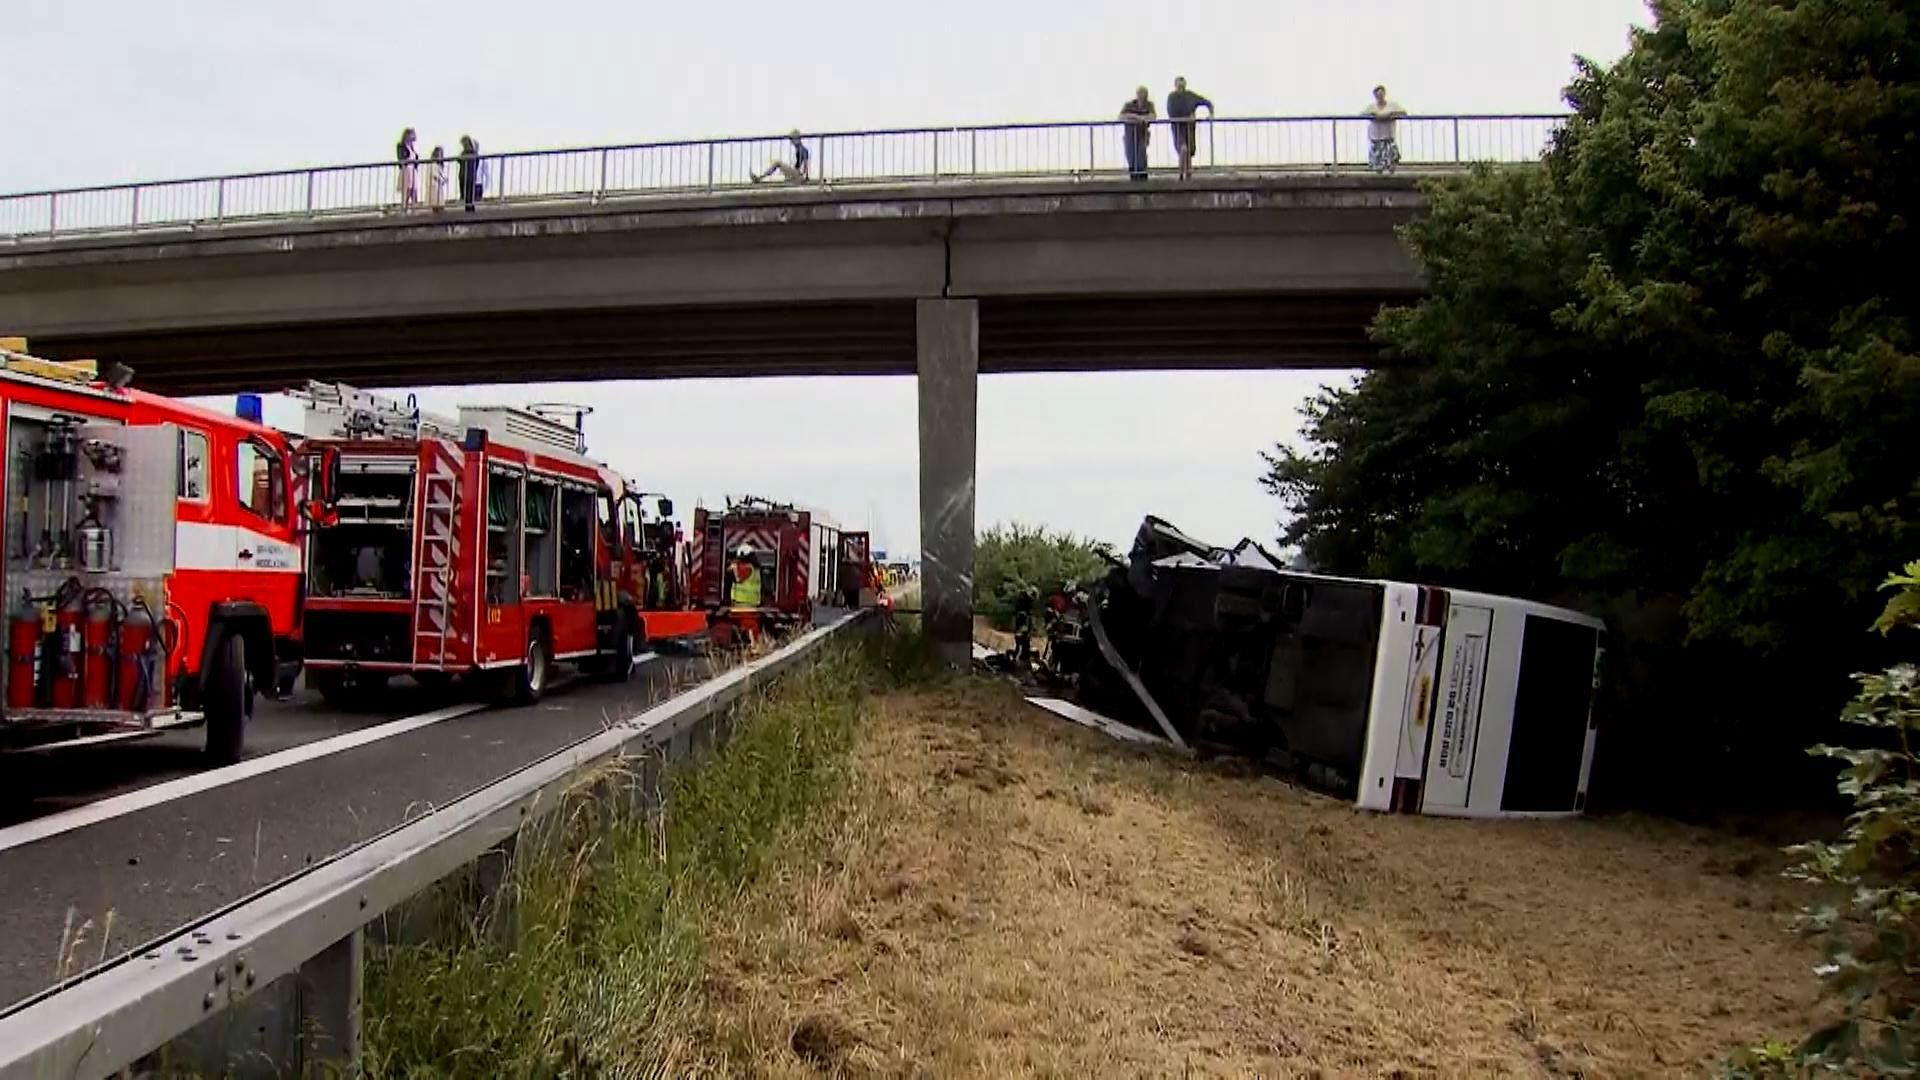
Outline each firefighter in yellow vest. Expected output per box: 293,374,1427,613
728,545,762,607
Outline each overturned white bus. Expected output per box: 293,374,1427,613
1045,519,1604,819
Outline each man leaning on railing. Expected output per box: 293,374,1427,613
1364,86,1407,173
1166,77,1214,180
1119,87,1156,182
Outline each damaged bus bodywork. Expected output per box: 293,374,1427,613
1061,518,1605,819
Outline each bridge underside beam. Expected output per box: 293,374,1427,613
29,293,1405,396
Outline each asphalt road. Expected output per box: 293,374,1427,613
0,653,711,1009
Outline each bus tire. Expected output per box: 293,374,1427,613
204,634,251,765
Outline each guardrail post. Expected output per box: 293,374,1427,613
46,193,56,236
970,128,978,177
818,136,829,183
1452,117,1462,163
707,143,715,192
1088,125,1097,175
215,178,226,223
1331,124,1339,169
597,148,609,200
296,927,363,1075
932,132,940,179
305,170,315,216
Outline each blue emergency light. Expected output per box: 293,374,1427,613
235,393,263,423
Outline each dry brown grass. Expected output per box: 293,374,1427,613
685,677,1824,1078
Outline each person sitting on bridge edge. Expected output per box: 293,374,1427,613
728,545,763,607
1119,86,1157,182
396,128,419,209
1363,85,1407,173
1166,77,1213,180
752,131,812,184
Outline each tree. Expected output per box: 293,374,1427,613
973,523,1111,627
1265,0,1920,803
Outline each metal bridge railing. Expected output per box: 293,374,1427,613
0,115,1565,242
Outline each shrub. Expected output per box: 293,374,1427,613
1733,562,1920,1075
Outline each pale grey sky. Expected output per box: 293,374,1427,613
10,0,1649,552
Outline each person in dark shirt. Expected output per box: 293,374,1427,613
457,135,480,212
752,130,813,183
1118,86,1156,182
1166,77,1214,180
395,128,419,208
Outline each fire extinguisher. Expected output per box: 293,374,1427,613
7,592,40,711
81,593,114,710
117,603,154,713
51,586,85,710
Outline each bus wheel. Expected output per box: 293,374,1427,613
204,634,252,765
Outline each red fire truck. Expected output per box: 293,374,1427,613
294,384,705,704
0,343,301,760
691,496,876,644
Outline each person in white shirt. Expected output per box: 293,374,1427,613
1363,85,1407,173
424,146,448,210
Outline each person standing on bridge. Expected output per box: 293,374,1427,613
458,135,481,211
424,146,448,210
396,128,419,209
1363,86,1407,173
1166,77,1213,180
751,131,812,184
1119,86,1156,181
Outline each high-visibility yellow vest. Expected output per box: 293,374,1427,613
729,563,762,607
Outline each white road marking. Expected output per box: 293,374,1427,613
0,702,486,856
630,651,660,671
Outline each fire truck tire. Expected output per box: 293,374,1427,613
204,634,251,765
605,618,638,683
504,630,550,704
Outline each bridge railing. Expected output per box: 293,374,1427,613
0,114,1565,241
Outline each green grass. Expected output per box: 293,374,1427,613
361,640,902,1078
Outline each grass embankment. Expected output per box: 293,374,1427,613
365,638,1823,1076
688,678,1827,1077
362,632,931,1077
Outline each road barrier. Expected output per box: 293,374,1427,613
0,115,1565,241
0,610,869,1079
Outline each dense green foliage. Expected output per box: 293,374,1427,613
974,522,1112,627
1733,564,1920,1075
363,644,882,1077
1265,0,1919,797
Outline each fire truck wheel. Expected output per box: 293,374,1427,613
606,619,638,683
507,630,550,704
204,634,251,765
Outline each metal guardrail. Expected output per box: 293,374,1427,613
0,610,869,1079
0,115,1565,241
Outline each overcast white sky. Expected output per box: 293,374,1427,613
8,0,1648,553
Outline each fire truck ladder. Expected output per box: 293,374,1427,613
413,445,461,667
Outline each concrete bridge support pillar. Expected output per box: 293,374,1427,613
916,298,978,669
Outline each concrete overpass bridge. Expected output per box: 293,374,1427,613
0,114,1560,661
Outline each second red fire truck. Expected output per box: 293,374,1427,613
294,383,706,704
